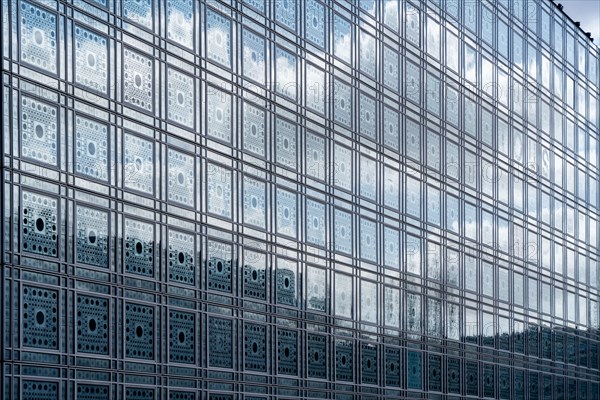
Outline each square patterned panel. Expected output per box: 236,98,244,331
21,190,58,257
123,133,154,194
75,205,108,268
242,29,266,84
208,317,233,368
167,0,193,49
275,117,297,169
22,285,58,349
123,0,153,28
125,303,154,360
447,357,460,394
76,294,109,355
275,46,297,99
333,14,351,63
167,148,195,207
384,286,400,328
206,9,231,68
359,93,376,140
277,329,297,375
19,1,57,74
276,188,296,238
383,166,399,210
206,86,232,143
383,45,399,91
75,114,109,181
385,347,401,387
383,106,399,151
243,249,266,300
123,48,154,112
23,380,58,399
306,199,325,247
306,63,325,113
167,68,195,129
169,310,195,364
244,322,266,372
334,209,352,255
335,339,353,382
360,218,377,262
360,155,377,201
168,229,195,286
333,79,352,127
206,240,232,293
305,131,325,180
124,218,154,277
76,384,109,400
428,354,441,392
407,351,422,389
206,163,232,219
74,25,108,94
333,144,352,191
335,273,352,318
465,361,478,396
243,176,266,229
361,343,378,385
305,0,325,48
307,333,326,379
275,0,296,30
359,30,376,79
384,226,400,269
20,95,58,166
243,102,266,157
125,388,154,400
276,258,296,306
307,265,326,312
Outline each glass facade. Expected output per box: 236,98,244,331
1,0,600,398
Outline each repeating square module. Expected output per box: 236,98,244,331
76,294,109,355
275,117,297,169
123,218,154,277
359,30,376,78
243,249,266,300
242,102,266,157
206,240,233,293
334,209,352,255
21,190,58,258
75,115,109,181
19,1,57,74
206,163,232,219
206,86,232,143
123,48,154,112
305,63,325,113
305,132,325,180
242,29,266,84
22,285,58,349
123,0,153,28
243,176,266,229
276,258,297,306
333,143,352,191
20,95,58,166
125,303,154,360
383,45,399,91
167,68,195,129
305,0,325,48
305,199,325,247
307,265,326,312
206,9,232,68
384,226,400,269
276,188,296,238
275,0,296,30
275,47,297,99
167,0,194,49
75,205,109,268
123,133,154,195
167,229,195,286
360,155,377,201
333,14,351,63
333,79,352,127
167,148,195,207
359,93,377,140
74,25,108,94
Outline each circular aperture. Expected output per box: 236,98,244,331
34,30,44,45
135,325,143,337
312,16,318,28
88,318,97,332
252,270,258,280
88,142,96,156
134,74,142,88
135,241,143,254
135,158,143,172
341,355,346,365
36,311,45,325
87,53,96,68
177,172,185,185
216,108,223,122
35,124,44,139
36,218,45,232
284,277,290,288
251,197,258,208
178,331,185,343
252,342,258,353
88,230,97,244
216,261,223,272
283,208,289,219
283,138,289,149
177,92,184,105
284,347,289,357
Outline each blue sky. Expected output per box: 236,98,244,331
560,0,600,42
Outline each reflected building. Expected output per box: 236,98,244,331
1,0,600,399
